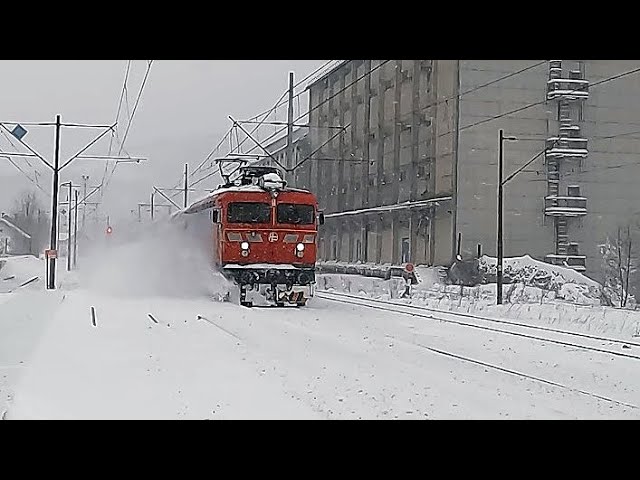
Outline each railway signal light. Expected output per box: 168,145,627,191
106,226,113,235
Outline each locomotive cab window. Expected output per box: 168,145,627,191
227,202,271,223
277,203,315,225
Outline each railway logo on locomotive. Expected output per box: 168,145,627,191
268,232,279,242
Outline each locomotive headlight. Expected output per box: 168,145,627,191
241,241,249,250
296,243,304,257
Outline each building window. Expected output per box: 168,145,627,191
578,102,584,122
567,243,579,256
567,185,581,197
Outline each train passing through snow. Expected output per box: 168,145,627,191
171,165,324,307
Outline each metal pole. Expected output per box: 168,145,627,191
184,163,188,208
138,204,142,223
82,175,88,229
67,182,72,271
497,129,504,305
150,193,154,220
285,71,294,173
48,115,61,290
73,189,79,268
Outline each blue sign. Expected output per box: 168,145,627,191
11,124,27,140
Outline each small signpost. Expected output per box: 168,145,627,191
401,263,415,298
44,249,57,288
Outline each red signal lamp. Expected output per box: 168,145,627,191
106,226,113,235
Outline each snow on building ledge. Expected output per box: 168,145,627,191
323,196,452,219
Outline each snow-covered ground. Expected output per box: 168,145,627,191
318,259,640,341
2,249,640,419
0,255,43,299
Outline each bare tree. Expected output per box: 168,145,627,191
600,224,637,308
3,190,49,256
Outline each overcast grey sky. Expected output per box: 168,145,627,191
0,60,327,221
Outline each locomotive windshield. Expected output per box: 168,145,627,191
277,203,315,225
227,202,272,223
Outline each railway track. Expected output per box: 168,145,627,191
317,290,640,358
317,290,640,411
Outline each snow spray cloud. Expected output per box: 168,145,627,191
78,212,232,298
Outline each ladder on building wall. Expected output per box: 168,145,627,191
556,217,569,255
559,99,572,124
547,159,560,198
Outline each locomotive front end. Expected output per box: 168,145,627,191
212,166,322,307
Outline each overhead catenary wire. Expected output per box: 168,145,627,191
245,59,544,168
287,60,548,173
0,149,50,196
108,60,132,157
101,60,132,192
294,60,340,92
219,62,334,166
250,60,548,167
367,63,640,163
258,60,342,114
288,124,351,172
1,130,36,172
183,87,295,193
186,127,234,181
233,91,289,154
451,64,640,138
370,62,640,164
186,61,640,190
243,61,393,159
185,61,358,191
101,60,154,195
118,60,154,156
184,76,320,193
371,64,640,183
263,60,640,185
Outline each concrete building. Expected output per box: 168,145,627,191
253,127,310,187
294,60,640,281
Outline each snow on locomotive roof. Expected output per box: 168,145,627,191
262,172,282,183
213,185,266,195
211,183,313,196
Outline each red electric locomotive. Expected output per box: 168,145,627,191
177,164,324,307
